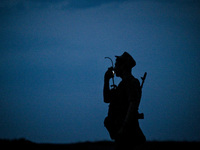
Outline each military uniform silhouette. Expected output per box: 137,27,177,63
103,52,146,150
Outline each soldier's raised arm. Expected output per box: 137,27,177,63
103,67,114,103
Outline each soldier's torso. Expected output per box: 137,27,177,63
108,76,140,123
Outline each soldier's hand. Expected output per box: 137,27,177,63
104,67,114,81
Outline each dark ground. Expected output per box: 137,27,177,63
1,138,200,150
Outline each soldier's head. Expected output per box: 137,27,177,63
114,52,136,77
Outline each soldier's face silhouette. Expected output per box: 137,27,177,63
114,59,124,77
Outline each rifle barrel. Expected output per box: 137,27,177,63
141,72,147,89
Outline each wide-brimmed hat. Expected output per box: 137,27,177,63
115,52,136,68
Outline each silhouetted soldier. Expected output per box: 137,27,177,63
103,52,146,150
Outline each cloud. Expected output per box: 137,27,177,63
64,0,200,9
64,0,132,9
0,0,133,11
1,0,199,12
30,0,134,8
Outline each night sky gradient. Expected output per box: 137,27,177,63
0,0,200,143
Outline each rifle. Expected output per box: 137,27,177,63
141,72,147,89
138,72,147,119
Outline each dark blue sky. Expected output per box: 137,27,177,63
1,0,200,143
